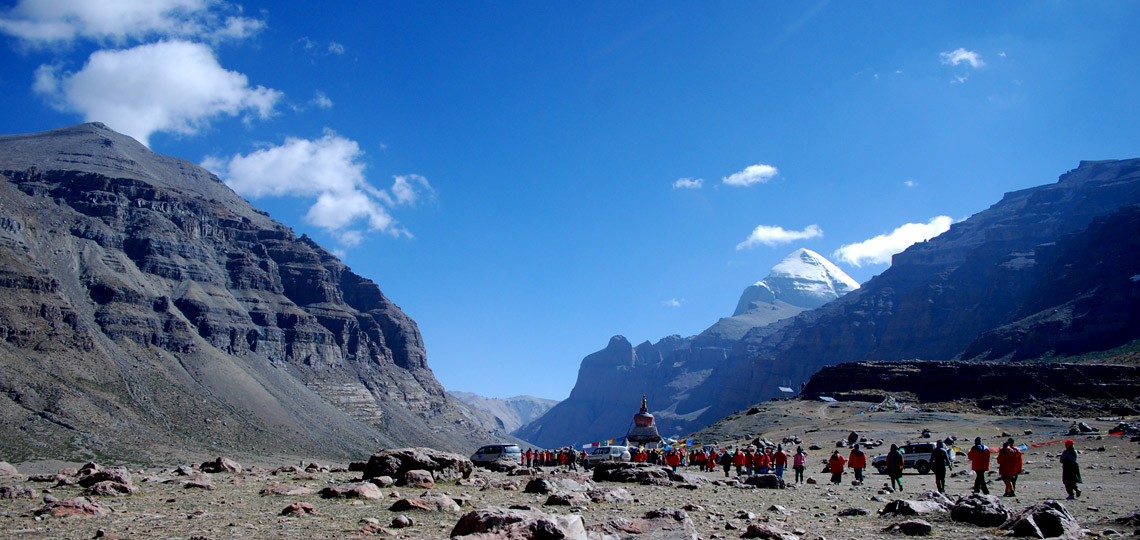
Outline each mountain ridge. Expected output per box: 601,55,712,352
0,123,492,464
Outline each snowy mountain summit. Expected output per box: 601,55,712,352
733,248,859,316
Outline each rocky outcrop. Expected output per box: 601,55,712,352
0,123,490,463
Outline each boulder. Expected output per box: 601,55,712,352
370,475,396,487
389,492,461,513
836,507,870,516
200,457,242,473
403,469,435,489
319,482,384,500
34,498,109,517
880,499,948,517
509,467,541,477
586,507,698,540
592,462,672,484
451,506,588,539
524,478,557,494
742,474,785,489
1000,500,1082,538
882,519,933,536
83,481,136,496
545,492,590,506
363,447,473,484
588,487,634,503
77,466,133,488
0,462,21,477
478,457,522,473
391,515,414,528
740,522,799,539
260,482,316,496
950,494,1012,527
280,502,316,516
669,471,711,485
0,486,35,499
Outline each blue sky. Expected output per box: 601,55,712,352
2,2,1138,401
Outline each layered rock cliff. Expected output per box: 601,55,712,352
0,123,489,464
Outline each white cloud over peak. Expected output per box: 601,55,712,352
202,132,433,243
832,216,953,267
33,40,280,147
673,177,703,189
0,0,263,46
940,48,985,68
723,163,778,186
736,224,823,250
662,298,683,307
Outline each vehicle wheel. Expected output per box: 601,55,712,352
915,461,930,475
876,464,888,475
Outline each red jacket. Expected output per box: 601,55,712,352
848,449,867,469
773,451,788,467
968,445,991,471
997,446,1022,476
828,454,846,473
733,452,746,466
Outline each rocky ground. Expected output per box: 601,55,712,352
1,400,1138,539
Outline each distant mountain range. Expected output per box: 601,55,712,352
447,391,558,439
518,159,1140,449
515,248,860,448
0,123,496,464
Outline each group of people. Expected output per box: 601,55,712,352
525,434,1082,500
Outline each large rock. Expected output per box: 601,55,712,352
479,457,522,473
0,462,20,477
739,522,799,540
588,487,634,503
77,466,133,489
200,457,242,473
545,492,590,506
319,482,384,500
950,494,1012,527
882,519,933,536
403,469,436,489
742,474,785,489
451,507,588,539
586,507,698,540
1000,500,1082,538
364,447,473,484
592,462,672,485
389,493,462,513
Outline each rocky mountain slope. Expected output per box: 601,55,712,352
0,123,492,465
515,249,858,448
521,158,1140,449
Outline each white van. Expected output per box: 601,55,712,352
471,444,523,464
584,445,632,466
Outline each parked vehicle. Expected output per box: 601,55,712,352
470,444,523,464
871,442,953,475
584,445,631,466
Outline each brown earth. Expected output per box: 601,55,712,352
2,400,1138,539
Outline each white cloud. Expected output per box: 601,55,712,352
736,224,823,250
904,179,918,187
940,48,985,68
328,41,345,55
311,91,333,109
0,0,263,45
203,131,433,243
723,163,779,187
832,216,953,267
662,298,683,307
673,177,703,189
33,40,280,147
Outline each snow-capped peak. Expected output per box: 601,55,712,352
732,248,859,316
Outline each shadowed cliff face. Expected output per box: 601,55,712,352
0,123,487,463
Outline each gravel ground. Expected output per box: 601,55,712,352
2,403,1137,539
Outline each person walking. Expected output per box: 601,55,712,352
1060,439,1082,499
886,443,904,492
931,440,953,494
828,450,846,485
967,437,991,494
997,438,1023,497
793,446,807,484
773,445,788,479
720,448,733,478
848,444,867,484
733,448,746,477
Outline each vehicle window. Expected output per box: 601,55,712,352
592,448,606,455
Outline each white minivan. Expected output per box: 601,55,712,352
471,444,523,464
584,445,632,466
